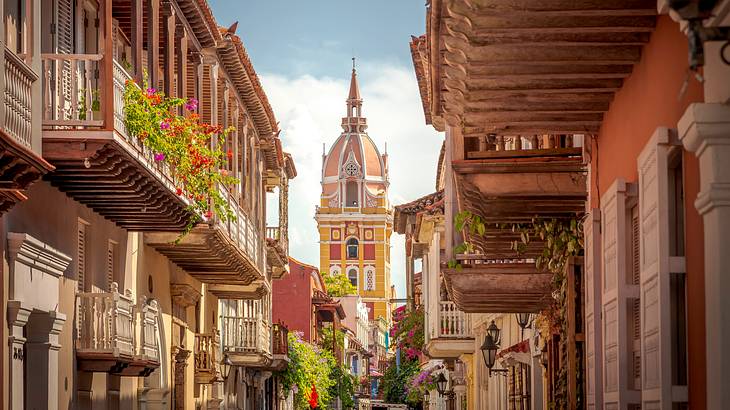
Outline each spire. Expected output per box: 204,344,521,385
348,57,361,102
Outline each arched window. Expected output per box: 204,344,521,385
348,268,358,288
346,181,359,207
346,238,359,259
365,266,375,291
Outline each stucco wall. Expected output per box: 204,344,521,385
593,15,705,408
272,259,315,341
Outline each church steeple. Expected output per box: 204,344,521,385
343,58,366,133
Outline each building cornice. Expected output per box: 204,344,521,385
7,232,72,278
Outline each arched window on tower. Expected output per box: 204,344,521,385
346,181,359,207
346,238,359,259
348,268,358,288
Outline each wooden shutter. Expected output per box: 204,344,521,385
637,127,672,407
77,219,88,292
584,210,602,410
106,240,117,290
600,179,632,408
55,0,74,120
630,206,642,390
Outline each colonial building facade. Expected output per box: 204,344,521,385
407,0,730,409
315,67,394,325
0,0,295,408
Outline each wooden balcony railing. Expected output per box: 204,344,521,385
3,46,37,148
272,324,289,356
76,282,135,357
466,134,583,160
75,282,161,374
217,184,263,272
221,315,271,355
41,53,104,127
438,301,472,339
266,226,280,241
194,331,219,383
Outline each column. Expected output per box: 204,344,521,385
678,102,730,410
24,310,66,410
146,0,160,87
6,302,31,410
162,4,176,97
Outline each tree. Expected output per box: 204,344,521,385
324,273,357,297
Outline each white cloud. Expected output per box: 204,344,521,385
261,63,443,299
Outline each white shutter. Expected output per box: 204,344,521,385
637,127,672,408
55,0,74,120
600,179,633,408
584,210,602,410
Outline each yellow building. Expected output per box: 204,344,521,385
315,64,393,323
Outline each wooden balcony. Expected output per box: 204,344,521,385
446,137,586,313
75,283,160,376
145,185,265,285
270,323,290,371
41,55,193,231
265,226,288,278
194,332,220,384
0,47,54,214
443,258,552,313
425,301,474,359
220,314,272,368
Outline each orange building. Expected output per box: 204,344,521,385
409,1,730,409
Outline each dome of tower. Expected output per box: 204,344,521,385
320,64,389,207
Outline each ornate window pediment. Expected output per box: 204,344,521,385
341,150,361,178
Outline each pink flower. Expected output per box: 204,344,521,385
146,87,156,97
184,98,198,111
408,329,414,338
154,153,165,161
160,121,170,130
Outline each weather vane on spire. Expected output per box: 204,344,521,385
352,56,356,71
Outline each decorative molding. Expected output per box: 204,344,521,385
170,283,201,308
7,232,72,278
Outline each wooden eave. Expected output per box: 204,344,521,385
144,226,264,285
227,350,272,368
443,262,552,313
207,281,268,299
76,351,158,377
0,129,54,214
426,0,656,134
266,238,287,270
42,130,193,231
454,155,586,259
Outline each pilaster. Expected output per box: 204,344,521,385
678,102,730,410
6,301,30,410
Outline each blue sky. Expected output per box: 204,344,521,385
208,0,442,298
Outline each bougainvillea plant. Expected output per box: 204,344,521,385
278,331,336,409
391,307,424,360
123,79,239,235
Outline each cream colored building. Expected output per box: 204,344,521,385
0,0,296,408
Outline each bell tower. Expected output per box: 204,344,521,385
315,62,393,323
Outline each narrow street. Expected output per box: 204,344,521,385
0,0,728,409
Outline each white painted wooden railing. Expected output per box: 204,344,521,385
217,184,263,272
75,282,161,362
221,315,271,355
41,53,104,127
438,301,473,338
3,46,36,148
76,282,135,357
137,296,160,362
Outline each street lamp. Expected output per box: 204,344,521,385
487,320,501,346
220,354,233,381
480,333,507,377
435,372,448,396
515,313,533,340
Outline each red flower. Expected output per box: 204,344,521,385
205,210,213,219
175,188,183,196
227,150,233,159
309,385,318,409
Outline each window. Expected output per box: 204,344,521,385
346,181,358,207
107,240,117,290
365,266,375,291
347,238,359,259
347,268,358,288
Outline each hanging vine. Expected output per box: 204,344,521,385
450,210,584,408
